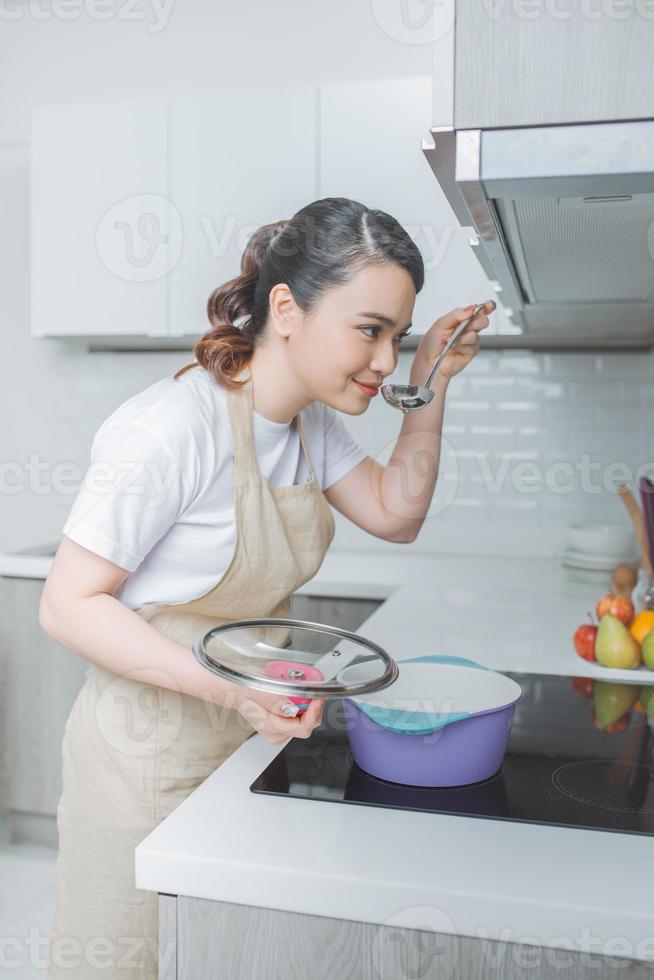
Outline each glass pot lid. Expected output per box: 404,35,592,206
191,618,398,699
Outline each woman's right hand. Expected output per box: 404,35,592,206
233,686,325,745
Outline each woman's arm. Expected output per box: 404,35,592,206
325,300,495,543
325,375,450,543
39,536,323,743
40,537,237,700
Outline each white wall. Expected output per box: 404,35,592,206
1,0,652,559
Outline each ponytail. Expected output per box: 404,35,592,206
174,219,289,389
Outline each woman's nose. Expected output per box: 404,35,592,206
370,343,397,377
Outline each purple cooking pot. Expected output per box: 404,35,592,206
340,655,522,788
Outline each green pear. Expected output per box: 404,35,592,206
639,685,654,714
593,681,639,728
642,630,654,670
648,695,654,733
596,615,642,670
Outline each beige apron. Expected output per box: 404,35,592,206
47,376,335,979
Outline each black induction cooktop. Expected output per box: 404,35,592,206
250,671,654,837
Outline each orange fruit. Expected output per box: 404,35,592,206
629,611,654,644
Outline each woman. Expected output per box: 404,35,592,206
40,197,494,977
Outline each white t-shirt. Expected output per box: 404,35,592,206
62,366,366,610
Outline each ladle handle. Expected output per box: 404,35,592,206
424,302,486,391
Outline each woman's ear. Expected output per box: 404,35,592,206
268,283,302,339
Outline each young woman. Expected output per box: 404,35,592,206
40,197,494,978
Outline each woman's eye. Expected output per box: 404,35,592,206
357,326,411,342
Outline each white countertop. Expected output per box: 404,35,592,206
129,552,654,965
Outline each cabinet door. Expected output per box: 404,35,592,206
30,98,170,338
319,77,496,335
1,578,88,816
169,88,319,337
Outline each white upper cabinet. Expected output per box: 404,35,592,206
32,80,497,344
318,76,502,335
168,88,319,337
30,98,170,338
30,89,319,343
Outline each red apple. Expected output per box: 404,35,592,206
605,714,631,734
596,594,634,627
573,624,598,661
571,676,594,699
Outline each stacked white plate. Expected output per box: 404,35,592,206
562,523,638,572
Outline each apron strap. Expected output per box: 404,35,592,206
226,368,319,486
295,413,318,485
225,370,256,485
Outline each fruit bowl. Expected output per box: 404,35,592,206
572,656,654,683
572,590,654,679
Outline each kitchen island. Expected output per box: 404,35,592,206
133,554,654,979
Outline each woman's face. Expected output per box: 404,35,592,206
284,262,416,415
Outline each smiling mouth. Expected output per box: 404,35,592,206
353,379,380,397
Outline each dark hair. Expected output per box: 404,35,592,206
173,197,425,388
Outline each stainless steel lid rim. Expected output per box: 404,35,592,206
191,617,399,699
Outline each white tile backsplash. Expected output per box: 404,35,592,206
497,353,541,376
4,337,653,559
329,347,654,555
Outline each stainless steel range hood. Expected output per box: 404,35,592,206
422,119,654,349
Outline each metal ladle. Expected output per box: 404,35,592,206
381,302,487,413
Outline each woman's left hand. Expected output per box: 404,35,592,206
413,299,496,382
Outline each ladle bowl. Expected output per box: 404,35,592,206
381,302,487,413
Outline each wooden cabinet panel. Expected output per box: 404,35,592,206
162,894,653,980
1,577,87,815
455,1,654,129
